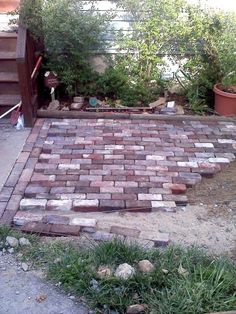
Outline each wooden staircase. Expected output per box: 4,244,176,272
0,31,21,115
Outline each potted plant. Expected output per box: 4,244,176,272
213,15,236,116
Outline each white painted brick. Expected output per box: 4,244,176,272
177,161,198,168
73,200,99,207
105,145,124,150
60,194,86,200
208,158,230,163
58,164,81,170
218,139,236,144
20,199,47,211
146,155,165,161
151,201,176,208
194,143,214,148
138,194,162,201
39,154,60,159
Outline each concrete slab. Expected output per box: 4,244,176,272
0,119,30,190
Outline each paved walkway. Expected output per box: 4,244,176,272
0,119,30,190
0,118,236,226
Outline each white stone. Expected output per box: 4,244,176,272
21,262,29,272
73,96,84,103
194,143,214,148
126,304,148,314
114,263,135,280
73,200,99,207
137,260,154,273
8,248,14,254
208,158,230,163
20,199,47,211
97,266,112,279
19,238,31,247
6,236,19,248
167,101,175,108
48,100,60,110
70,103,83,110
69,218,97,227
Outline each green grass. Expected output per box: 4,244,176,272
0,227,236,313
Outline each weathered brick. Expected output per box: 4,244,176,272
69,217,97,227
138,194,162,201
42,215,70,225
0,187,13,202
6,195,22,211
47,200,72,211
13,211,44,226
163,183,187,194
110,226,140,237
50,187,75,194
20,199,47,211
140,232,170,247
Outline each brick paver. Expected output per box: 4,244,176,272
0,118,236,225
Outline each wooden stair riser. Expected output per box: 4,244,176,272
0,37,17,51
0,60,17,72
0,82,20,94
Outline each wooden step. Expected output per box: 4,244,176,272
0,31,17,38
0,35,17,51
0,72,18,82
0,94,20,106
0,82,20,94
0,60,17,72
0,51,16,59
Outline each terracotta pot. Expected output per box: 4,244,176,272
214,84,236,116
0,0,20,12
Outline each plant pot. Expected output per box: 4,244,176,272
214,84,236,116
0,0,19,12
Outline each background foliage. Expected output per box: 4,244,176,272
18,0,236,111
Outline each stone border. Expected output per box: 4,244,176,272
37,110,236,122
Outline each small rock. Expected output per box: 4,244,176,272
61,106,70,111
48,100,60,110
70,102,83,110
97,266,112,279
21,262,29,272
137,260,154,273
8,248,14,254
162,269,169,274
126,304,148,314
73,96,84,103
178,264,189,277
114,263,135,280
6,236,19,248
19,238,31,247
54,257,62,264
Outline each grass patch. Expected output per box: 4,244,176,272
0,227,235,313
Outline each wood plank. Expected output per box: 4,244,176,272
0,31,17,38
0,51,16,59
0,94,21,106
0,72,18,82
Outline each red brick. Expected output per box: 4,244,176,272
100,200,125,208
17,152,30,163
163,183,187,194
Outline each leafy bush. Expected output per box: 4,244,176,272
17,0,111,96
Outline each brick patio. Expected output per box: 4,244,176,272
0,117,236,226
